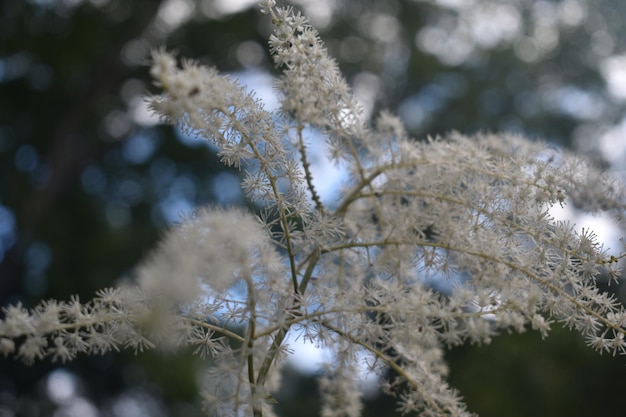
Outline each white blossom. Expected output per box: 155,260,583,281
1,2,626,417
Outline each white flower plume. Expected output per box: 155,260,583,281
1,2,625,417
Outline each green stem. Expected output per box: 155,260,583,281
297,123,325,214
255,250,321,389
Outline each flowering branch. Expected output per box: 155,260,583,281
1,1,626,417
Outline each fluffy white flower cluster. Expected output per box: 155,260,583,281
1,1,626,417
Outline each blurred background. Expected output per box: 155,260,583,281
1,0,626,416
